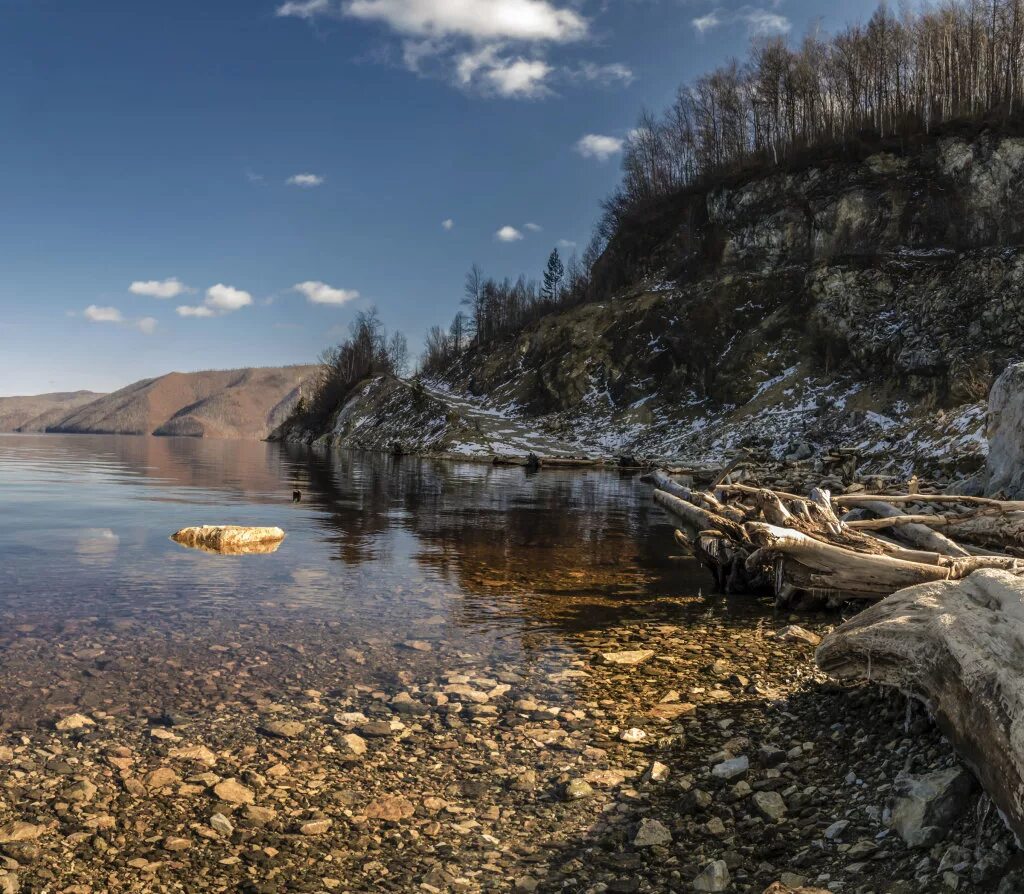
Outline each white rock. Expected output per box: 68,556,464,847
711,756,749,779
692,859,730,892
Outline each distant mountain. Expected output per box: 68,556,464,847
0,391,106,433
1,366,318,440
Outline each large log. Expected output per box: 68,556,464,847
816,569,1024,843
842,500,971,558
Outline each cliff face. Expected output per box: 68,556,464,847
300,132,1024,475
4,367,317,440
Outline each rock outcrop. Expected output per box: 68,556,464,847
985,361,1024,497
816,569,1024,841
295,132,1024,470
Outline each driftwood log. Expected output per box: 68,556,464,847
648,470,1024,605
816,569,1024,842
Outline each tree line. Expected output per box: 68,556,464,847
603,0,1024,234
290,309,409,428
420,243,606,373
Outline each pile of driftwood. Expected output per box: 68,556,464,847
647,470,1024,606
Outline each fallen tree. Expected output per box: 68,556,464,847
816,569,1024,843
646,470,1024,605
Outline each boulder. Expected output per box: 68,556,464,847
890,766,976,847
986,362,1024,497
692,860,730,892
816,569,1023,839
170,525,285,555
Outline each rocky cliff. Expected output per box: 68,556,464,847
290,131,1024,477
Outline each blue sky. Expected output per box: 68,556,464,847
0,0,880,394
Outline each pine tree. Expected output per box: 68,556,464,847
541,248,564,302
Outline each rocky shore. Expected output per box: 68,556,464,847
0,593,1017,894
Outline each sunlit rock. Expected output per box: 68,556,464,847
170,525,285,554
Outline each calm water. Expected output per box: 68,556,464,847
0,434,708,729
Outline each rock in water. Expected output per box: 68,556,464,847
692,860,730,892
890,767,976,847
599,649,655,666
816,569,1021,838
171,525,285,555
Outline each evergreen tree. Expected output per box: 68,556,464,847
541,248,564,302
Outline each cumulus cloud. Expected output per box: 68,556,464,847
524,222,543,232
278,0,630,101
84,305,125,324
442,218,454,230
129,277,189,299
287,173,325,187
345,0,587,43
575,133,624,162
454,45,552,98
292,281,361,306
693,7,790,36
176,305,216,318
496,225,524,242
276,0,331,17
205,284,253,312
177,285,253,319
82,305,156,333
558,238,576,249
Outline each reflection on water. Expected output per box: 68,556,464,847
0,434,709,728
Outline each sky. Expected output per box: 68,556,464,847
0,0,881,395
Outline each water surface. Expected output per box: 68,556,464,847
0,434,708,729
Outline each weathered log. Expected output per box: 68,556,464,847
171,525,286,555
653,490,747,543
744,523,956,598
816,569,1024,843
833,493,1024,511
842,500,971,558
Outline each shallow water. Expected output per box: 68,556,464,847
0,434,710,730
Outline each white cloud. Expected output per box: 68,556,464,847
524,222,542,232
454,45,552,98
83,305,155,333
693,7,790,36
345,0,588,43
558,238,576,249
286,173,325,187
496,225,524,242
176,305,216,318
205,284,253,312
743,9,790,35
692,11,721,33
442,218,454,230
276,0,332,18
129,277,189,299
575,133,624,162
570,62,634,86
292,281,361,306
84,305,124,324
484,56,552,98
